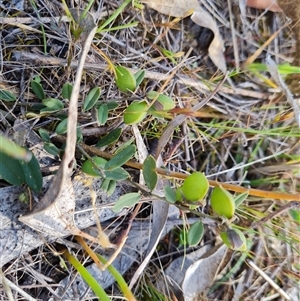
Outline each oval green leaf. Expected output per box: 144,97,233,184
142,155,157,191
105,144,136,171
41,98,64,112
107,101,118,111
220,228,247,251
181,172,209,202
38,128,50,142
0,151,25,185
83,87,101,112
20,151,43,193
0,90,16,101
104,167,129,181
44,142,60,156
147,91,175,110
97,104,108,125
234,191,249,208
0,135,32,161
211,186,235,219
188,220,204,246
134,69,145,87
112,192,141,213
115,66,136,93
164,186,177,204
31,79,45,100
82,157,106,177
62,82,73,100
124,101,148,125
55,118,68,135
100,179,116,196
97,128,122,148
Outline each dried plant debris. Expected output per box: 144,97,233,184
0,0,299,300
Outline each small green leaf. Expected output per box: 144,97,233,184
181,172,209,202
211,186,235,219
20,152,42,193
0,90,16,101
107,101,118,111
220,228,247,251
41,98,64,112
175,187,183,202
164,186,177,203
38,128,50,142
234,191,249,208
104,167,129,181
134,70,145,87
0,152,26,185
289,208,300,223
100,179,116,196
124,101,148,125
112,192,141,212
44,142,60,156
0,135,32,161
97,104,108,125
115,66,136,93
97,128,122,148
147,91,175,110
83,87,101,112
31,78,45,100
55,118,68,135
82,157,106,177
142,155,157,191
105,144,136,171
188,220,204,246
62,82,73,100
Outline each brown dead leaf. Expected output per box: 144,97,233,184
19,16,97,238
141,0,227,73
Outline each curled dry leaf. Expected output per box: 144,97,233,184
246,0,282,12
141,0,227,73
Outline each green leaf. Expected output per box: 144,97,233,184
96,104,108,125
44,142,60,156
164,186,177,203
234,191,249,208
38,128,50,142
115,66,136,93
112,192,141,212
100,179,116,196
187,220,204,246
211,186,235,219
147,91,175,110
31,78,45,100
96,128,122,148
220,228,247,251
62,82,73,100
107,101,118,111
55,118,68,135
181,172,209,202
142,155,157,191
82,157,106,177
124,101,148,125
104,167,129,181
20,152,42,193
0,90,16,101
0,152,26,185
0,135,32,161
41,98,64,112
289,208,300,223
83,87,101,111
134,69,145,87
105,144,136,171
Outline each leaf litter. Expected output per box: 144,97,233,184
0,0,299,300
